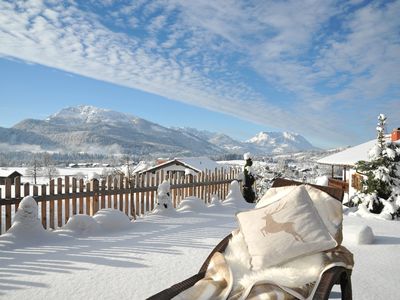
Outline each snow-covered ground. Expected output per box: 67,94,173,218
1,187,399,299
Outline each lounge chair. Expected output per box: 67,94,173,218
148,178,353,300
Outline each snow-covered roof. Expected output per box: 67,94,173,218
0,169,23,177
175,157,220,172
142,157,220,173
317,135,398,167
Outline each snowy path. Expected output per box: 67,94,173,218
1,206,400,299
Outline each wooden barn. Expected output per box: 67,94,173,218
0,170,23,185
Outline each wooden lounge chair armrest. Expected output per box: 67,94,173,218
313,266,352,300
147,233,232,300
147,272,206,300
199,233,232,273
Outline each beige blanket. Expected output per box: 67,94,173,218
173,246,354,300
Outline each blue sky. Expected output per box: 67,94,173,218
0,0,399,149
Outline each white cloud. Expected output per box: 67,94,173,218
0,0,398,147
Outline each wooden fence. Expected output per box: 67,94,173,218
0,168,241,235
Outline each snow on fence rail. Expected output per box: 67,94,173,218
0,168,241,234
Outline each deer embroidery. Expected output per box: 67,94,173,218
260,201,305,242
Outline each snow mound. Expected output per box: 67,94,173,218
93,209,132,231
222,181,254,210
177,196,207,212
314,175,329,186
62,214,100,235
1,196,55,243
208,195,221,207
344,225,374,244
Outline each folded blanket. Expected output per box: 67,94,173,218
173,246,353,300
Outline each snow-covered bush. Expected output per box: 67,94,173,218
5,196,54,241
354,114,400,218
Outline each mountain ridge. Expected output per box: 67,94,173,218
1,105,318,157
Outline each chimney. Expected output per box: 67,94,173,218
391,128,400,142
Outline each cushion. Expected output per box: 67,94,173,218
257,185,343,244
237,185,337,270
256,186,295,208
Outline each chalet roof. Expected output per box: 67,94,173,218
317,135,398,167
141,157,220,174
0,170,23,178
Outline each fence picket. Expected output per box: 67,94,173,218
14,176,20,212
49,179,55,229
41,184,47,228
119,175,124,212
86,182,91,215
65,176,70,224
79,179,84,214
124,177,129,215
72,178,77,215
5,178,12,231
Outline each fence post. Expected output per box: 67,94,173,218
124,177,129,215
5,178,12,231
91,179,99,215
135,174,140,217
65,176,70,224
72,177,77,215
119,174,124,211
130,177,136,220
101,179,106,210
49,179,55,229
14,176,21,212
79,179,84,214
41,184,47,229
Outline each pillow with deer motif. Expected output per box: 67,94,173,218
257,185,343,244
236,185,337,271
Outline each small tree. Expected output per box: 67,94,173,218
42,153,59,182
354,114,400,216
26,154,43,184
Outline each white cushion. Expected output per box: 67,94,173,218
256,186,295,208
237,185,337,270
257,185,343,244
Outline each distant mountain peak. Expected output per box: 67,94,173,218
245,131,317,153
46,105,137,126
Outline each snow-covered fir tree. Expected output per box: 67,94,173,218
353,114,400,218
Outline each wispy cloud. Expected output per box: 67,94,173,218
0,0,399,147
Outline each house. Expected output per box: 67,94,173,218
139,157,222,178
317,128,400,199
0,170,23,185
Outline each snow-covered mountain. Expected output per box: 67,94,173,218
0,105,317,157
176,128,318,154
4,106,221,157
245,131,318,154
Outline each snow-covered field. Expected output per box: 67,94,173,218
0,187,399,300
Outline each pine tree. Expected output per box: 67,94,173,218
355,114,400,216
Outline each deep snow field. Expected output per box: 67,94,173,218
0,185,399,300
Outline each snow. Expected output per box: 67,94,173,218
60,214,101,235
92,209,133,231
318,135,399,166
1,193,400,299
177,196,208,212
